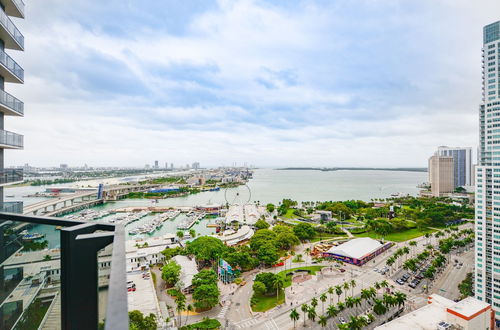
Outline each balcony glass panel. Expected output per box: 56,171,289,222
0,8,23,49
0,202,23,213
0,130,23,148
0,49,23,82
0,221,60,330
0,89,23,115
13,0,25,17
0,169,23,185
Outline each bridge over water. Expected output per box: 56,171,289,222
22,183,161,216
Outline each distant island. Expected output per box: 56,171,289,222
276,167,427,172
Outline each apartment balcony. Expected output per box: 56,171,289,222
2,0,24,19
0,201,22,213
0,7,23,50
0,49,23,83
0,129,22,149
0,168,22,186
0,213,128,330
0,89,23,116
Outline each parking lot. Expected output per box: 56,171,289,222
127,270,161,317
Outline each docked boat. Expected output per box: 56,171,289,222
21,232,45,241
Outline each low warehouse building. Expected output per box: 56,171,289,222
322,237,392,265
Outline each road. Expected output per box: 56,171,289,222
226,223,473,329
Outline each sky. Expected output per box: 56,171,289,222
5,0,500,167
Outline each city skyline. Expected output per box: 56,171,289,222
5,0,500,167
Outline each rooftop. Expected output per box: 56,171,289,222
326,237,384,259
172,255,198,290
447,296,491,319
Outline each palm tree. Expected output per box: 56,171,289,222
301,304,308,327
273,275,285,303
373,299,387,315
326,304,338,319
343,281,350,300
335,285,342,303
307,306,317,323
394,292,407,309
319,293,327,314
374,281,381,297
383,293,394,308
189,229,196,238
328,286,334,304
289,308,299,329
185,304,193,326
337,301,345,312
353,297,362,313
175,295,186,326
409,240,417,256
350,279,356,296
345,296,355,309
311,297,318,309
380,280,389,294
348,316,365,330
366,313,375,324
318,315,327,328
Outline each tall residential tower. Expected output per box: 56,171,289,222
475,20,500,318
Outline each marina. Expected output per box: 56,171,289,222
176,211,206,230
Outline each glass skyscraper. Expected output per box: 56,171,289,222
436,146,472,187
475,20,500,319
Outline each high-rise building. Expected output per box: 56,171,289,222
475,20,500,318
0,0,24,205
170,163,174,170
154,160,159,169
436,146,473,187
428,155,454,197
192,162,200,170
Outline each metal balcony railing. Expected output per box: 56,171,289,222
0,7,23,49
0,49,23,82
0,169,23,184
0,130,23,148
0,89,23,115
0,213,128,330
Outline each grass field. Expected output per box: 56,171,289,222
353,228,436,242
283,209,298,219
310,232,346,242
251,290,286,312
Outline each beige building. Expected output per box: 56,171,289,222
429,155,454,197
375,294,494,330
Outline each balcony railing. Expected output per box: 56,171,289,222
0,7,23,50
0,213,128,330
12,0,24,17
0,89,23,116
0,49,23,83
0,130,23,148
0,201,22,213
0,169,22,185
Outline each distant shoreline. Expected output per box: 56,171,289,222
276,167,427,173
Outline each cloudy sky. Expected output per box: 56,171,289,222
5,0,500,167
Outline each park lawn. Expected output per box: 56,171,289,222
251,290,286,312
310,232,346,242
284,209,298,219
354,228,437,242
276,266,325,288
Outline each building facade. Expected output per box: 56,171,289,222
436,146,473,187
429,155,454,196
475,20,500,320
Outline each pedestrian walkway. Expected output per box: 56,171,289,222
41,293,61,330
217,301,231,319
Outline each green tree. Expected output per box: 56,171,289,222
373,299,387,315
289,308,299,329
326,304,339,318
255,273,277,295
192,284,220,310
177,231,185,240
253,281,267,296
272,275,285,302
189,229,196,238
250,229,277,251
129,310,157,330
307,306,317,323
186,236,226,265
319,293,327,314
254,219,270,230
301,304,309,327
266,203,276,213
318,315,327,328
161,260,181,287
257,242,280,266
192,269,218,287
275,232,301,250
293,223,316,241
335,285,342,303
175,294,186,327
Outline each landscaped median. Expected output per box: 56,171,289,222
251,266,325,312
353,228,437,242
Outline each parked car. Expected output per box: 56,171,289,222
127,287,136,292
339,317,347,324
396,279,405,285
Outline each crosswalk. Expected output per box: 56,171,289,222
218,303,230,319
